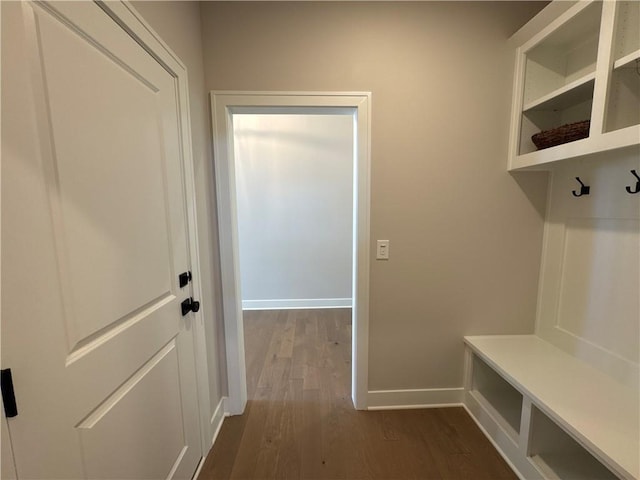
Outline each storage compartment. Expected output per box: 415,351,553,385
606,1,640,133
470,355,523,440
605,67,640,132
528,406,618,480
519,97,592,154
612,1,640,66
522,2,601,105
517,2,602,155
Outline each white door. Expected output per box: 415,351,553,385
1,2,202,478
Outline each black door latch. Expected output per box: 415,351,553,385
181,297,200,316
179,271,192,288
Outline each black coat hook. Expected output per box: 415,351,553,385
572,177,590,197
625,170,640,195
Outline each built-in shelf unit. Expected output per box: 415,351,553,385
464,335,639,480
465,3,640,479
508,0,640,170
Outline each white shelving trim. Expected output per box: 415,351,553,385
510,126,639,171
511,137,592,170
613,48,640,70
522,72,595,112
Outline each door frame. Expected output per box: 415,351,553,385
211,92,371,413
95,1,213,452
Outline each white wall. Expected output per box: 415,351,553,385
233,114,354,310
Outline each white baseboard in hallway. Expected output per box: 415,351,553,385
367,387,464,410
242,298,352,310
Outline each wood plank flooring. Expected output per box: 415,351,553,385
198,309,517,480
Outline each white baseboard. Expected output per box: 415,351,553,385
242,298,352,310
193,457,206,480
367,387,464,410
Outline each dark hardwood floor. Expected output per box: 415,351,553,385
198,308,517,480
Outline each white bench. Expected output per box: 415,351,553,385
463,335,639,480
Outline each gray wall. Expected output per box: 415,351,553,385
234,114,353,309
200,1,549,391
131,1,226,420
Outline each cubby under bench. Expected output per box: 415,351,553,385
463,335,639,480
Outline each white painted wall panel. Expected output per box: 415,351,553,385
558,217,639,363
536,149,640,387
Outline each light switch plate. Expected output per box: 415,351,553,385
376,240,390,260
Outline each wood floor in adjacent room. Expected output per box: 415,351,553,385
198,308,517,480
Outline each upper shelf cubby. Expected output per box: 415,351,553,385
605,1,640,133
522,2,602,107
508,0,640,170
612,1,640,67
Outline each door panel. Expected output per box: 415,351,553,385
1,2,201,478
78,341,186,480
35,8,175,351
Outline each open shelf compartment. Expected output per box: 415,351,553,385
517,2,602,156
519,100,592,156
605,67,640,133
612,1,640,66
528,406,618,480
606,1,640,133
522,2,602,106
470,355,523,441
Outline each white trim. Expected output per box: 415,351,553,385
99,0,213,456
367,388,464,410
207,397,226,451
192,458,206,480
211,91,371,414
590,0,616,136
242,298,352,310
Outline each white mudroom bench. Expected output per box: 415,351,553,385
463,335,639,480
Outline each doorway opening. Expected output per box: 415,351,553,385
211,93,371,413
233,113,353,312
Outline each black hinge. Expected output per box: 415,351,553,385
1,369,18,418
179,271,192,288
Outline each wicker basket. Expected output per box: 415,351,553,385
531,120,590,150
